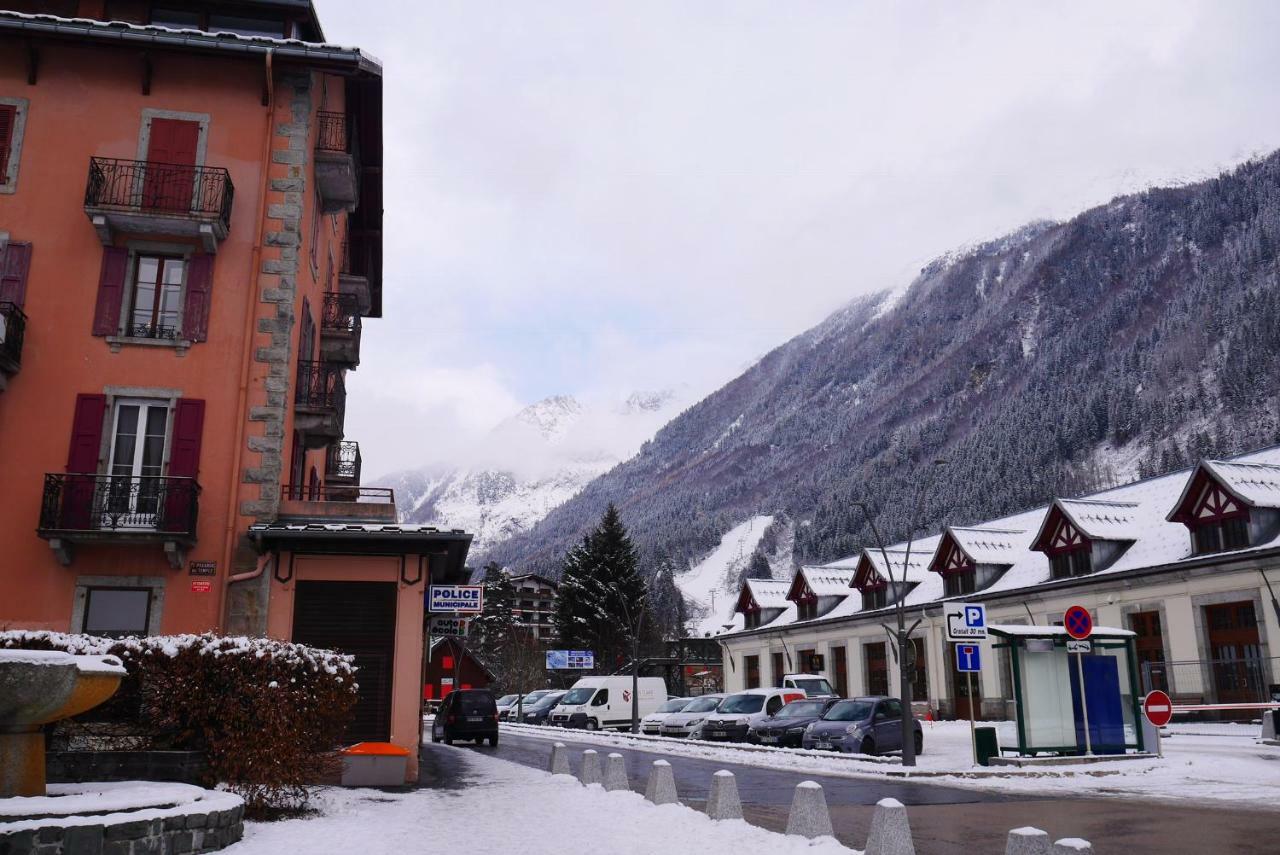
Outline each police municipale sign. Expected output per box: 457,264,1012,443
428,585,484,613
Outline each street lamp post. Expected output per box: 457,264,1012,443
616,578,649,734
855,458,947,768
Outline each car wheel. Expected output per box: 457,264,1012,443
585,719,599,731
488,735,499,747
443,736,453,746
859,736,876,756
914,732,923,755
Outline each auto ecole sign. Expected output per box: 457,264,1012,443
428,585,484,614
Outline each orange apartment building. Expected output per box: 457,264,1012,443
0,0,470,781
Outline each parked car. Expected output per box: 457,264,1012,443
801,696,922,756
781,674,839,698
430,689,499,746
749,697,840,747
660,693,726,738
520,691,568,725
700,688,807,742
495,693,522,720
640,697,693,735
550,676,668,731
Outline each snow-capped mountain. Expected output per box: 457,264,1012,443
384,391,684,559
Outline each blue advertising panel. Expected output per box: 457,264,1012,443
545,650,595,670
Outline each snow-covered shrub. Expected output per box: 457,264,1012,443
0,631,358,817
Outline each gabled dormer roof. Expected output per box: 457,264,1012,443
1167,460,1280,524
929,525,1026,573
851,547,931,589
734,578,791,614
787,566,857,601
1031,498,1139,552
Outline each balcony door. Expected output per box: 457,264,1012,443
106,399,169,528
144,118,200,213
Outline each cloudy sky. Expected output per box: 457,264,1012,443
319,1,1280,478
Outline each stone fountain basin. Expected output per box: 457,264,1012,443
0,650,126,728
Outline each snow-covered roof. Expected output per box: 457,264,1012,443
855,544,937,586
740,579,791,610
1167,459,1280,522
988,624,1135,639
725,444,1280,638
792,566,857,598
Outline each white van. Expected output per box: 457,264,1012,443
549,676,667,731
782,674,838,698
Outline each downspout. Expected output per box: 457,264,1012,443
217,48,276,631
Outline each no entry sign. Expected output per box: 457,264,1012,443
1143,690,1174,727
1063,605,1093,640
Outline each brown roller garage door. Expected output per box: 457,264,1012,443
292,580,397,743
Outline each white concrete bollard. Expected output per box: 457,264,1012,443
603,752,629,792
1051,840,1092,854
579,749,601,786
705,770,743,820
1006,827,1052,855
549,742,571,776
1262,710,1277,741
864,797,916,855
784,780,834,839
645,760,679,805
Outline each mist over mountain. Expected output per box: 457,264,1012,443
484,151,1280,584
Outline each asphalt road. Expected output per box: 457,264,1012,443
425,729,1280,855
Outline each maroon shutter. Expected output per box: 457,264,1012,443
62,394,107,531
163,398,205,533
183,254,214,342
66,394,107,473
0,105,14,177
92,247,129,336
0,241,32,306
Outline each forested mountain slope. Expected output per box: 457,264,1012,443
488,152,1280,580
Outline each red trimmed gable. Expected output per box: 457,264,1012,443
1031,505,1090,554
785,572,816,604
1169,467,1250,525
928,531,975,575
851,554,885,591
733,583,759,615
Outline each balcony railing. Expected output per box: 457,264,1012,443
326,440,362,484
38,474,200,539
0,302,27,375
282,484,392,503
316,111,351,154
85,157,234,234
295,360,346,416
321,292,362,336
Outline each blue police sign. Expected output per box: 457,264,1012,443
955,643,982,673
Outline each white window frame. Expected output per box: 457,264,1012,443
0,96,30,194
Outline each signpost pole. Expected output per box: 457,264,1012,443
1076,650,1093,756
967,669,977,765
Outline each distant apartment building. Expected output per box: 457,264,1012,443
0,0,470,781
509,573,558,641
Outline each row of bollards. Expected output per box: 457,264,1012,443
547,742,1091,852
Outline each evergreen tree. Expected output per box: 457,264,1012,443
470,562,519,676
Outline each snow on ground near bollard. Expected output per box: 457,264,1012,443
549,742,571,776
706,770,743,820
1051,839,1092,854
645,759,679,805
603,752,629,792
865,797,915,855
1005,826,1051,855
784,780,833,839
579,749,601,786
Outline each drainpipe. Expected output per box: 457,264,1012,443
228,552,274,585
217,49,276,632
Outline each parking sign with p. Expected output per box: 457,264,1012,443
946,602,988,641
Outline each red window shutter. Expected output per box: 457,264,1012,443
0,105,14,177
66,394,107,473
168,398,206,479
147,118,199,167
183,254,214,342
0,241,33,307
92,247,129,336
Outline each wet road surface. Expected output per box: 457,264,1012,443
423,729,1280,854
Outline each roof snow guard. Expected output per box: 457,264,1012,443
850,544,936,589
1168,459,1280,523
1031,498,1139,552
929,525,1025,573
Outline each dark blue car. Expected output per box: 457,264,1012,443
801,696,922,756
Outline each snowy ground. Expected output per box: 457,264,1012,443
676,515,774,636
225,745,851,855
500,720,1280,808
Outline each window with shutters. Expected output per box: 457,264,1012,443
94,247,214,346
0,98,29,193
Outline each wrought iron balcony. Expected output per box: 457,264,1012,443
319,292,362,367
37,474,200,568
0,301,27,379
295,360,346,444
326,440,362,485
278,483,396,523
338,237,376,316
315,111,359,212
84,157,234,252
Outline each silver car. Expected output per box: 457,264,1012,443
659,693,725,738
640,697,693,735
801,696,922,756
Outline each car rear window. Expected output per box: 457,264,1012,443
456,693,496,715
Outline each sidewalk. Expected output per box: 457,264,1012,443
226,744,850,855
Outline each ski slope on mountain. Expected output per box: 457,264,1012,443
677,515,774,636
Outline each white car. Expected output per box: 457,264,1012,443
700,687,808,743
640,697,693,735
659,693,726,738
781,674,839,698
494,693,522,720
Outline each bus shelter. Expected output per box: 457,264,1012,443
990,624,1145,756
